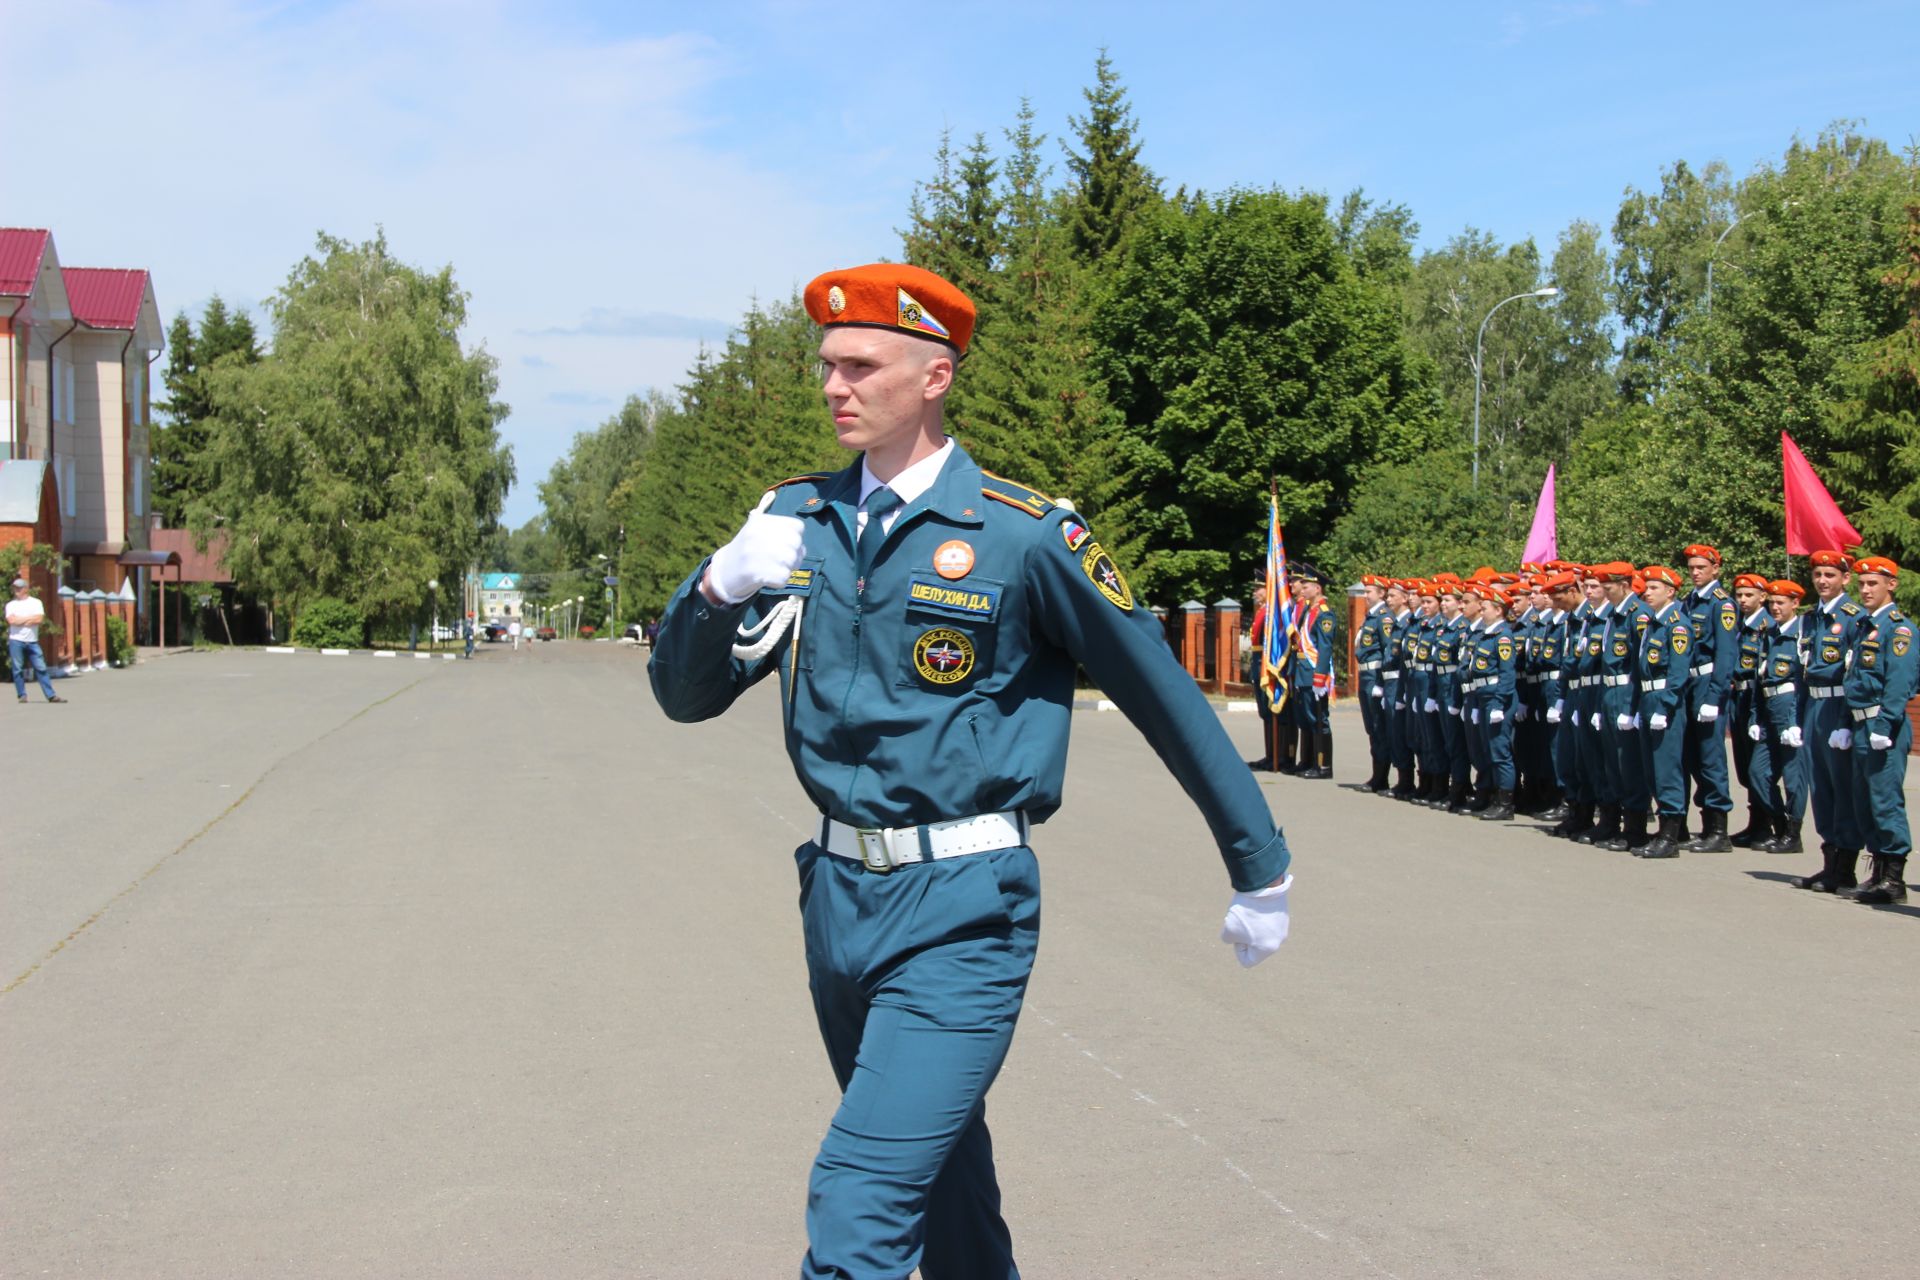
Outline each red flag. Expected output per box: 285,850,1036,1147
1782,431,1861,556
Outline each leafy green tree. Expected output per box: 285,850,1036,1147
539,392,658,570
1611,159,1735,401
1061,51,1161,265
153,296,260,526
188,232,514,631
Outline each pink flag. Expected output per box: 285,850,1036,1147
1521,463,1558,564
1782,432,1861,556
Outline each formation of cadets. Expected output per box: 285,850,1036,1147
1324,547,1912,906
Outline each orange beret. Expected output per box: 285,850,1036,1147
1631,573,1647,594
1682,544,1721,565
1642,565,1683,588
804,263,976,355
1434,571,1462,584
1544,571,1580,591
1519,562,1544,574
1361,574,1386,588
1768,579,1806,600
1808,549,1852,568
1732,573,1769,591
1855,555,1899,579
1437,580,1463,597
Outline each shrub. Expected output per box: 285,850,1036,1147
106,615,137,666
290,597,367,649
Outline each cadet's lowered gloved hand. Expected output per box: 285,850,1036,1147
1748,723,1766,742
1828,727,1853,751
704,512,808,606
1870,732,1894,751
1617,713,1637,731
1489,707,1505,724
1781,725,1804,749
1221,875,1292,968
1513,705,1528,722
1371,685,1385,701
1698,704,1720,723
1424,697,1439,713
1469,707,1480,724
1649,713,1669,731
1590,712,1602,731
1546,703,1563,725
1313,684,1328,700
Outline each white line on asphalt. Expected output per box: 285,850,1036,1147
265,646,295,654
373,651,396,658
321,649,350,656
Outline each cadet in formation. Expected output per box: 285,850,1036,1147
650,262,1295,1278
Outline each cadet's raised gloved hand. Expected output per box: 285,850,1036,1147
1870,732,1894,751
1489,707,1505,724
1782,725,1804,749
1828,727,1853,751
1748,723,1766,742
704,513,807,606
1546,703,1563,725
1649,713,1669,731
1698,704,1720,723
1221,876,1292,968
1617,713,1637,731
1590,712,1602,731
1424,698,1439,713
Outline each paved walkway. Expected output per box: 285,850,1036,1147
3,644,1914,1277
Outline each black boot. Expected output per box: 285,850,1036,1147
1637,813,1684,858
1685,809,1733,853
1480,788,1515,821
1534,788,1570,823
1275,724,1299,774
1390,764,1414,798
1759,817,1803,854
1850,855,1908,905
1466,784,1492,813
1729,806,1770,848
1300,732,1331,779
1365,758,1390,792
1444,780,1471,814
1606,809,1648,852
1793,845,1859,894
1573,803,1618,846
1552,800,1592,839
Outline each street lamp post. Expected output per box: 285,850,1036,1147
1704,216,1740,317
427,578,439,652
1473,286,1560,488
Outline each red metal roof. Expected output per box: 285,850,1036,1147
63,267,148,329
148,527,234,583
0,228,51,297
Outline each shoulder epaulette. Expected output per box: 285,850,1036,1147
979,471,1056,519
1711,584,1730,599
1892,609,1907,623
764,473,830,493
1842,601,1863,616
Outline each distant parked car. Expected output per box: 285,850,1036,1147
535,625,556,641
482,621,509,643
430,623,459,641
623,622,646,643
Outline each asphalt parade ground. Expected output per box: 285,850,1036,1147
3,642,1916,1279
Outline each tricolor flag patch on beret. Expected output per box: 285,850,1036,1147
898,288,951,340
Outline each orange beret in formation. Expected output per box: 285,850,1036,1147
1768,580,1806,599
1854,555,1899,579
1682,544,1721,565
1642,565,1683,588
1732,573,1769,591
804,263,976,355
1808,550,1852,569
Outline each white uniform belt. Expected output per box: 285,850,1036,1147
1464,677,1496,691
1807,685,1844,699
1602,674,1632,686
1765,682,1796,697
820,811,1028,873
1381,671,1401,681
1852,705,1881,723
1690,662,1715,675
1436,663,1460,673
1643,678,1668,690
1358,660,1382,671
1569,675,1592,689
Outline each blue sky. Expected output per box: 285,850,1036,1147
8,0,1912,528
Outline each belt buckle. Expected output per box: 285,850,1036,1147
855,827,894,874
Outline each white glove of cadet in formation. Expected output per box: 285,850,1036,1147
1371,685,1385,701
1828,727,1853,750
1748,723,1766,741
1617,713,1637,731
1649,713,1669,731
1221,876,1292,968
1590,712,1602,731
1698,704,1720,723
1469,707,1480,724
1489,707,1505,724
705,513,808,606
1781,725,1804,749
1513,705,1528,722
1546,703,1564,725
1424,698,1439,713
1870,732,1894,751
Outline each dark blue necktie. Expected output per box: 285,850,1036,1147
858,487,900,578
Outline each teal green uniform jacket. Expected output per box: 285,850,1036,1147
648,444,1292,892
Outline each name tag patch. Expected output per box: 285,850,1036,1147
766,559,824,596
907,574,1000,620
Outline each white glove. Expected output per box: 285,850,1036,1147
1313,684,1328,700
1649,713,1669,731
1829,727,1853,750
1747,723,1765,742
1698,704,1720,723
1617,713,1637,731
1633,713,1643,729
1371,686,1384,701
705,513,807,605
1590,712,1602,731
1395,700,1407,712
1546,704,1563,725
1424,698,1438,713
1782,726,1804,749
1221,876,1292,968
1489,707,1505,724
1470,707,1480,724
1871,732,1893,751
1513,705,1528,722
1448,705,1461,717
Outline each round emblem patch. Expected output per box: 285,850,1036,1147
827,285,846,315
913,628,975,685
1672,631,1690,655
1081,544,1133,611
933,539,975,580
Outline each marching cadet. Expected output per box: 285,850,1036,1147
1354,576,1392,791
1535,570,1580,824
1793,550,1870,894
1464,584,1519,819
1567,566,1616,843
1384,581,1417,798
1597,564,1655,852
1841,556,1915,905
1756,580,1809,854
1634,566,1694,858
1679,545,1740,853
1727,573,1776,846
1290,564,1336,779
1432,579,1474,812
